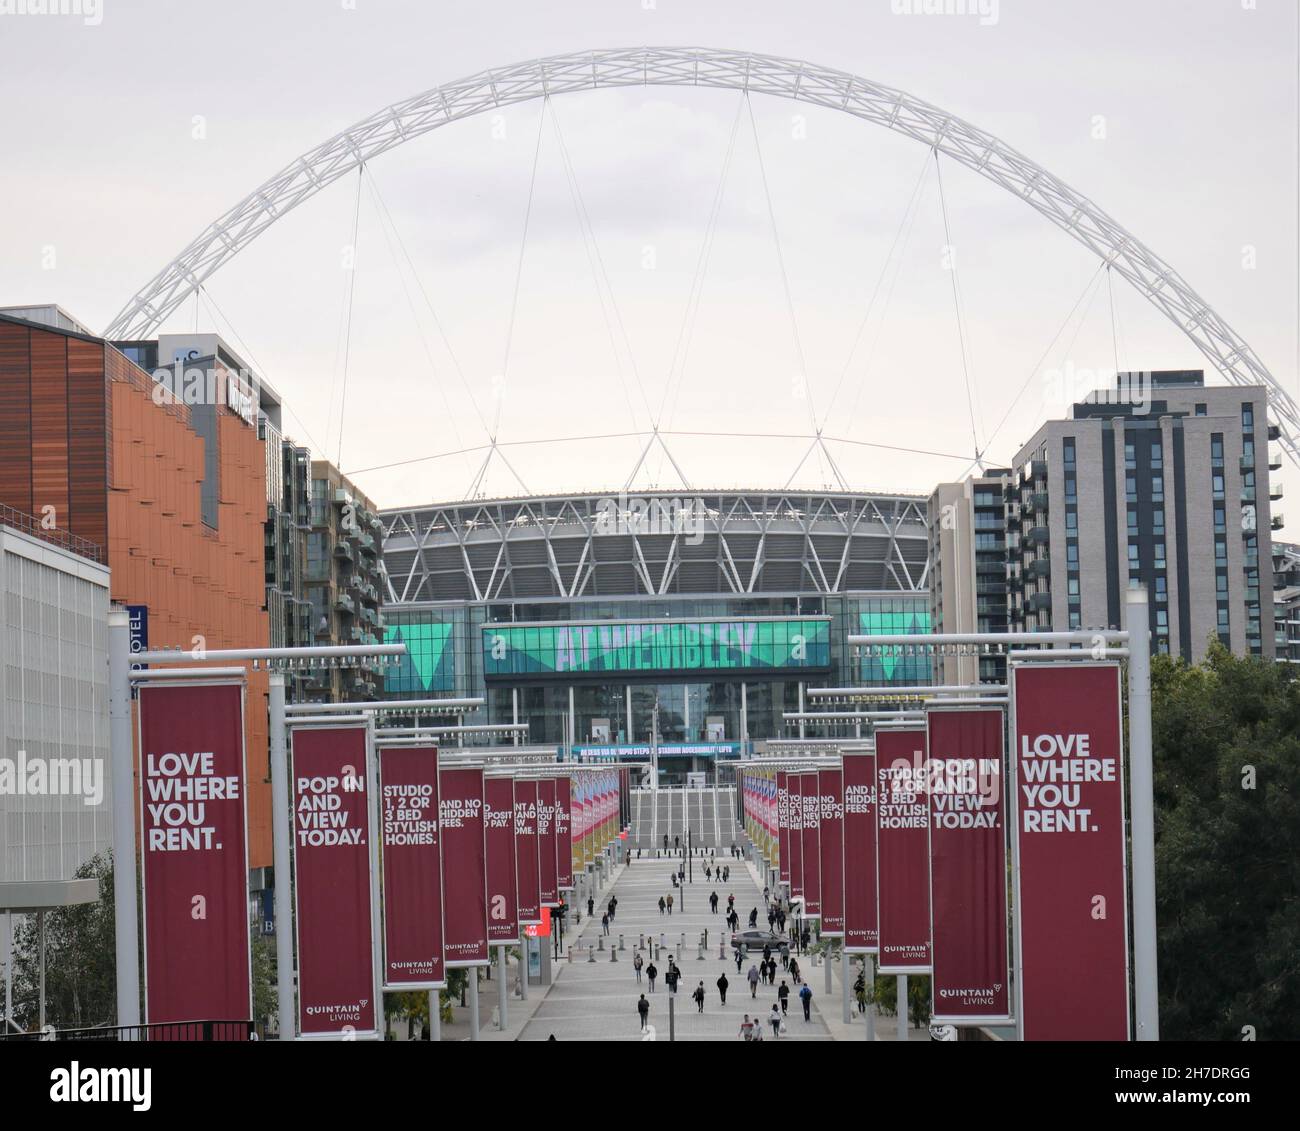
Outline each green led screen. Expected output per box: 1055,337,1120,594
384,620,455,694
482,618,831,680
857,602,931,683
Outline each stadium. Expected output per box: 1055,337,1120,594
378,487,933,782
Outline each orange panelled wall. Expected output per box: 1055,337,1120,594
106,360,272,866
0,319,273,868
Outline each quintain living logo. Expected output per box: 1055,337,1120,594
594,493,707,546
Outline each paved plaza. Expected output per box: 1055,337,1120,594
517,850,834,1041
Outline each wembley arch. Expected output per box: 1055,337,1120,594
103,46,1300,466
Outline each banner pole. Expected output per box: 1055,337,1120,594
428,989,441,1042
269,673,295,1041
498,945,509,1030
896,975,907,1042
1124,586,1159,1041
108,608,140,1031
840,943,851,1024
468,969,480,1040
866,956,876,1041
519,927,529,1001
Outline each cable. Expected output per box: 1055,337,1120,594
934,149,981,462
334,166,364,466
495,99,549,442
821,150,932,430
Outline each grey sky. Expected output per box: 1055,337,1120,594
1,0,1295,506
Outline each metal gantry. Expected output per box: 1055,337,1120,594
102,46,1300,465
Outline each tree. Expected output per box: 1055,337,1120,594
10,851,117,1032
1152,644,1300,1040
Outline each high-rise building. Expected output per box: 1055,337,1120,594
304,461,386,702
1004,370,1278,661
928,470,1012,685
1272,541,1300,666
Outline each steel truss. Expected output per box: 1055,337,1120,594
380,488,928,603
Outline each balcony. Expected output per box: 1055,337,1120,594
1273,515,1285,530
1025,558,1051,581
333,488,352,506
1271,486,1283,501
1027,525,1050,545
334,593,355,615
1268,424,1281,441
333,540,353,562
1027,592,1053,613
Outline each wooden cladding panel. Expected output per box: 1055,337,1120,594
0,321,33,515
66,338,110,551
30,329,70,537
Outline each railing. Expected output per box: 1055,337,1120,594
0,503,105,564
0,1020,254,1042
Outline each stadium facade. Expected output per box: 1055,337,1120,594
379,490,932,781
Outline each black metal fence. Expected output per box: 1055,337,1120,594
0,1020,254,1042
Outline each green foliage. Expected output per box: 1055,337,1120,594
10,851,117,1032
250,932,277,1031
1152,645,1300,1040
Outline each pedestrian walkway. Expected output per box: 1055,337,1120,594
517,849,833,1041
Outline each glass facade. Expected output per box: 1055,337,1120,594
382,592,930,768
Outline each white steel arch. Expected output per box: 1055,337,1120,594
103,46,1300,465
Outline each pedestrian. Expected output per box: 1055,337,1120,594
709,891,719,913
799,982,813,1021
766,957,777,985
778,980,790,1015
747,964,760,998
674,835,680,850
693,982,705,1014
666,965,679,995
637,994,650,1031
666,893,674,915
767,908,777,930
705,864,712,881
739,1014,753,1041
727,894,735,912
777,910,786,932
724,866,730,882
663,834,669,851
748,907,758,928
634,952,644,983
789,958,801,985
853,971,867,1014
659,895,666,915
733,946,743,973
769,1003,782,1038
647,962,658,992
802,927,811,953
716,972,729,1005
763,885,770,905
781,945,790,971
609,895,618,920
587,895,595,918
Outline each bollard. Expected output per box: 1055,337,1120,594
679,933,685,954
697,942,705,961
567,946,573,964
619,934,625,951
719,938,726,960
638,933,645,950
610,945,618,962
588,944,597,964
598,936,605,951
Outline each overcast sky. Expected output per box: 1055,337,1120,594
1,0,1295,507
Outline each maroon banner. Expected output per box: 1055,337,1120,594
776,771,790,888
536,778,559,907
514,779,542,925
378,746,444,989
484,776,519,945
801,771,822,919
292,725,379,1036
842,750,878,952
438,765,489,966
555,777,573,890
817,768,844,936
927,708,1010,1024
138,682,250,1026
788,771,805,900
1013,663,1130,1040
876,727,931,973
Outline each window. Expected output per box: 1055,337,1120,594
1124,442,1136,469
1152,475,1164,501
1068,578,1080,597
1195,403,1207,416
1066,510,1078,531
1068,610,1082,629
1242,404,1254,428
1151,440,1163,467
1212,473,1225,500
1211,435,1224,463
1128,543,1140,565
1217,606,1230,628
1214,506,1226,533
1127,507,1138,534
1216,574,1229,596
1064,474,1077,503
1154,575,1167,599
1154,542,1166,569
1153,507,1165,533
1066,543,1079,565
1063,437,1076,468
1215,540,1227,563
1126,474,1137,502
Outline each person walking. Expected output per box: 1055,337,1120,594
666,892,674,916
747,964,760,999
748,907,758,928
853,970,867,1014
709,891,719,914
733,945,743,973
802,927,812,954
727,894,735,913
693,982,706,1014
666,964,680,996
789,957,801,985
716,972,729,1005
601,912,610,936
633,952,644,984
768,1003,782,1039
658,895,666,915
587,895,595,918
609,895,618,921
763,885,770,905
646,962,658,992
776,909,786,933
766,956,777,986
781,945,790,972
663,833,669,852
637,994,650,1032
799,982,813,1022
767,908,777,930
778,980,790,1015
738,1014,753,1041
